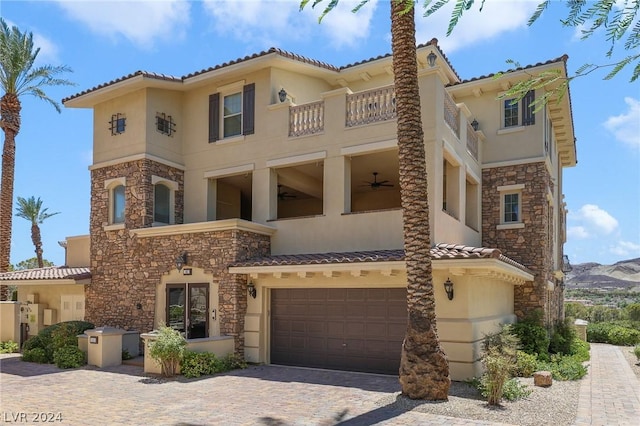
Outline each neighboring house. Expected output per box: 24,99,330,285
0,235,90,343
2,40,576,380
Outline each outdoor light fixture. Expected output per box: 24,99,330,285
444,278,454,301
427,51,437,67
175,252,188,271
278,88,287,103
247,282,257,299
471,119,479,131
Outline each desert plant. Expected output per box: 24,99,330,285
0,340,19,353
569,338,590,362
22,347,48,363
633,344,640,362
537,354,588,381
515,350,538,377
53,345,85,369
181,351,219,378
511,310,550,360
148,325,186,377
480,326,521,405
549,319,577,355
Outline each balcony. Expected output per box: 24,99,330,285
287,85,479,162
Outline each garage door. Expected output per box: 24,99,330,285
271,288,407,375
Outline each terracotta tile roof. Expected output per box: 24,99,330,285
232,243,530,272
0,267,91,281
450,54,570,85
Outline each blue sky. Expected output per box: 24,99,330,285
2,0,639,267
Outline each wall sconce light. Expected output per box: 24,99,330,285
175,252,187,271
427,51,437,67
278,88,287,103
471,119,479,131
247,282,257,299
444,278,454,300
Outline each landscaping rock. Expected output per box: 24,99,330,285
533,370,553,387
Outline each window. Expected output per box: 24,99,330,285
498,184,524,228
166,283,209,339
503,193,520,223
501,90,535,128
105,178,126,227
156,113,176,136
110,113,126,135
152,176,178,226
154,184,170,224
209,82,255,142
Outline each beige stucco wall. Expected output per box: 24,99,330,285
243,268,519,381
0,302,20,343
66,235,89,267
16,285,84,316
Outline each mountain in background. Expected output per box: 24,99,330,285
566,258,640,289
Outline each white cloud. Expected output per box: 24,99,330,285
414,1,538,53
572,204,619,235
201,0,377,49
603,97,640,149
567,226,589,239
54,0,191,49
609,241,640,257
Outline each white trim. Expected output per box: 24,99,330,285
1,279,89,286
152,175,179,191
443,140,463,166
465,165,481,184
204,163,255,179
130,219,276,238
216,135,246,145
497,223,525,230
497,126,525,135
340,139,397,156
482,157,546,170
497,184,525,192
104,223,125,231
321,87,353,99
266,151,326,168
104,177,125,189
90,153,185,171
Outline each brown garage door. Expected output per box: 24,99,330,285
271,288,407,375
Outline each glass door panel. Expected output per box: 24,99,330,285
188,284,209,339
167,285,186,336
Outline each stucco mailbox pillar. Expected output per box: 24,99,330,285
85,327,127,368
574,319,588,341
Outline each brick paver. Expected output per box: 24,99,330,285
1,344,638,425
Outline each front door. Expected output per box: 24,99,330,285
166,283,209,339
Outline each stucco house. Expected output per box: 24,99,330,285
0,40,576,380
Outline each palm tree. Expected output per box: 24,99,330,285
0,18,74,298
302,0,450,399
15,196,60,268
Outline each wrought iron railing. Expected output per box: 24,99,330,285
444,92,460,138
466,121,479,161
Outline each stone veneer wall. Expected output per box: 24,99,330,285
482,162,562,324
89,158,271,354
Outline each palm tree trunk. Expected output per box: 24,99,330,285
391,0,450,400
0,93,21,299
31,223,44,268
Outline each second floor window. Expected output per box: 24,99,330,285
503,193,520,223
504,100,519,128
156,113,176,136
154,184,170,224
110,113,126,135
502,90,535,128
112,184,125,224
209,83,255,142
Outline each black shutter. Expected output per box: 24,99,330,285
243,83,255,135
522,90,535,126
209,93,220,143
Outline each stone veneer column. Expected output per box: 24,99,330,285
89,158,270,354
482,162,560,324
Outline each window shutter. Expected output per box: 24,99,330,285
243,83,255,135
209,93,220,143
522,90,535,126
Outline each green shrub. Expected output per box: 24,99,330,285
549,319,576,355
122,349,133,360
23,321,94,363
479,326,520,405
181,351,219,378
587,322,640,346
466,377,531,402
22,335,43,352
0,340,19,353
569,338,590,362
633,344,640,361
148,326,186,377
219,353,247,371
22,347,48,363
53,346,85,369
511,311,550,360
515,350,538,377
537,354,588,381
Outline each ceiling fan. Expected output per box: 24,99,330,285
278,185,297,200
363,172,394,190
